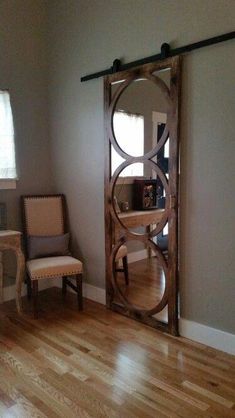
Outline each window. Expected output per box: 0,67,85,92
111,111,144,177
0,90,17,184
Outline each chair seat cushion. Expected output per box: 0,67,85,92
27,256,83,280
115,245,127,261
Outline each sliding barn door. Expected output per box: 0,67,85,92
104,56,181,335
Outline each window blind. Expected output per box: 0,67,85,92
111,111,144,177
0,90,17,179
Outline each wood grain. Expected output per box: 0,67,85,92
104,56,181,335
0,288,234,417
0,230,25,313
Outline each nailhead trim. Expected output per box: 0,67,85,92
28,269,83,280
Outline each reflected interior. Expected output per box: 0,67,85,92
113,240,168,317
111,69,171,325
111,68,170,160
113,162,167,235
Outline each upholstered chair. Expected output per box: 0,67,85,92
21,194,83,318
115,245,129,285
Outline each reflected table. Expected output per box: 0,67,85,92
0,230,25,313
115,209,165,257
118,209,165,229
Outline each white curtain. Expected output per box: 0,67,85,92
112,111,144,176
0,91,17,179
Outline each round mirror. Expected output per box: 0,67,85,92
111,69,171,157
113,240,167,313
112,161,168,236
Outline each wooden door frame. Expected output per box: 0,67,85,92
104,56,181,336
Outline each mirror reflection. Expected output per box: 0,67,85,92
113,240,167,316
111,68,170,161
109,68,173,327
113,162,167,235
106,58,181,333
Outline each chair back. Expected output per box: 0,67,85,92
21,195,67,259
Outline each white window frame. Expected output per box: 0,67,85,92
0,179,17,189
0,90,17,189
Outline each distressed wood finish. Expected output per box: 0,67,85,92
0,230,25,313
0,288,234,417
104,57,181,335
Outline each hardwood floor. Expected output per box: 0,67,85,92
0,287,234,417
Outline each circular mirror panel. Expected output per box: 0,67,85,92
113,162,168,236
113,240,167,312
111,68,171,157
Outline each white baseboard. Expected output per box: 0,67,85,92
2,280,106,306
2,279,58,303
83,283,106,305
52,279,106,305
2,282,234,356
179,318,235,356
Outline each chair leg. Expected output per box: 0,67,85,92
26,274,32,299
32,280,38,319
76,274,83,311
123,256,129,286
62,277,67,296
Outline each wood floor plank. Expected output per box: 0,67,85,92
182,380,234,408
0,288,234,418
42,368,130,418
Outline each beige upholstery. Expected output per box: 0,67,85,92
24,196,64,236
22,194,83,318
115,245,127,261
27,256,83,280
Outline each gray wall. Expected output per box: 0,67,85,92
47,0,235,334
0,0,54,284
2,0,234,335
